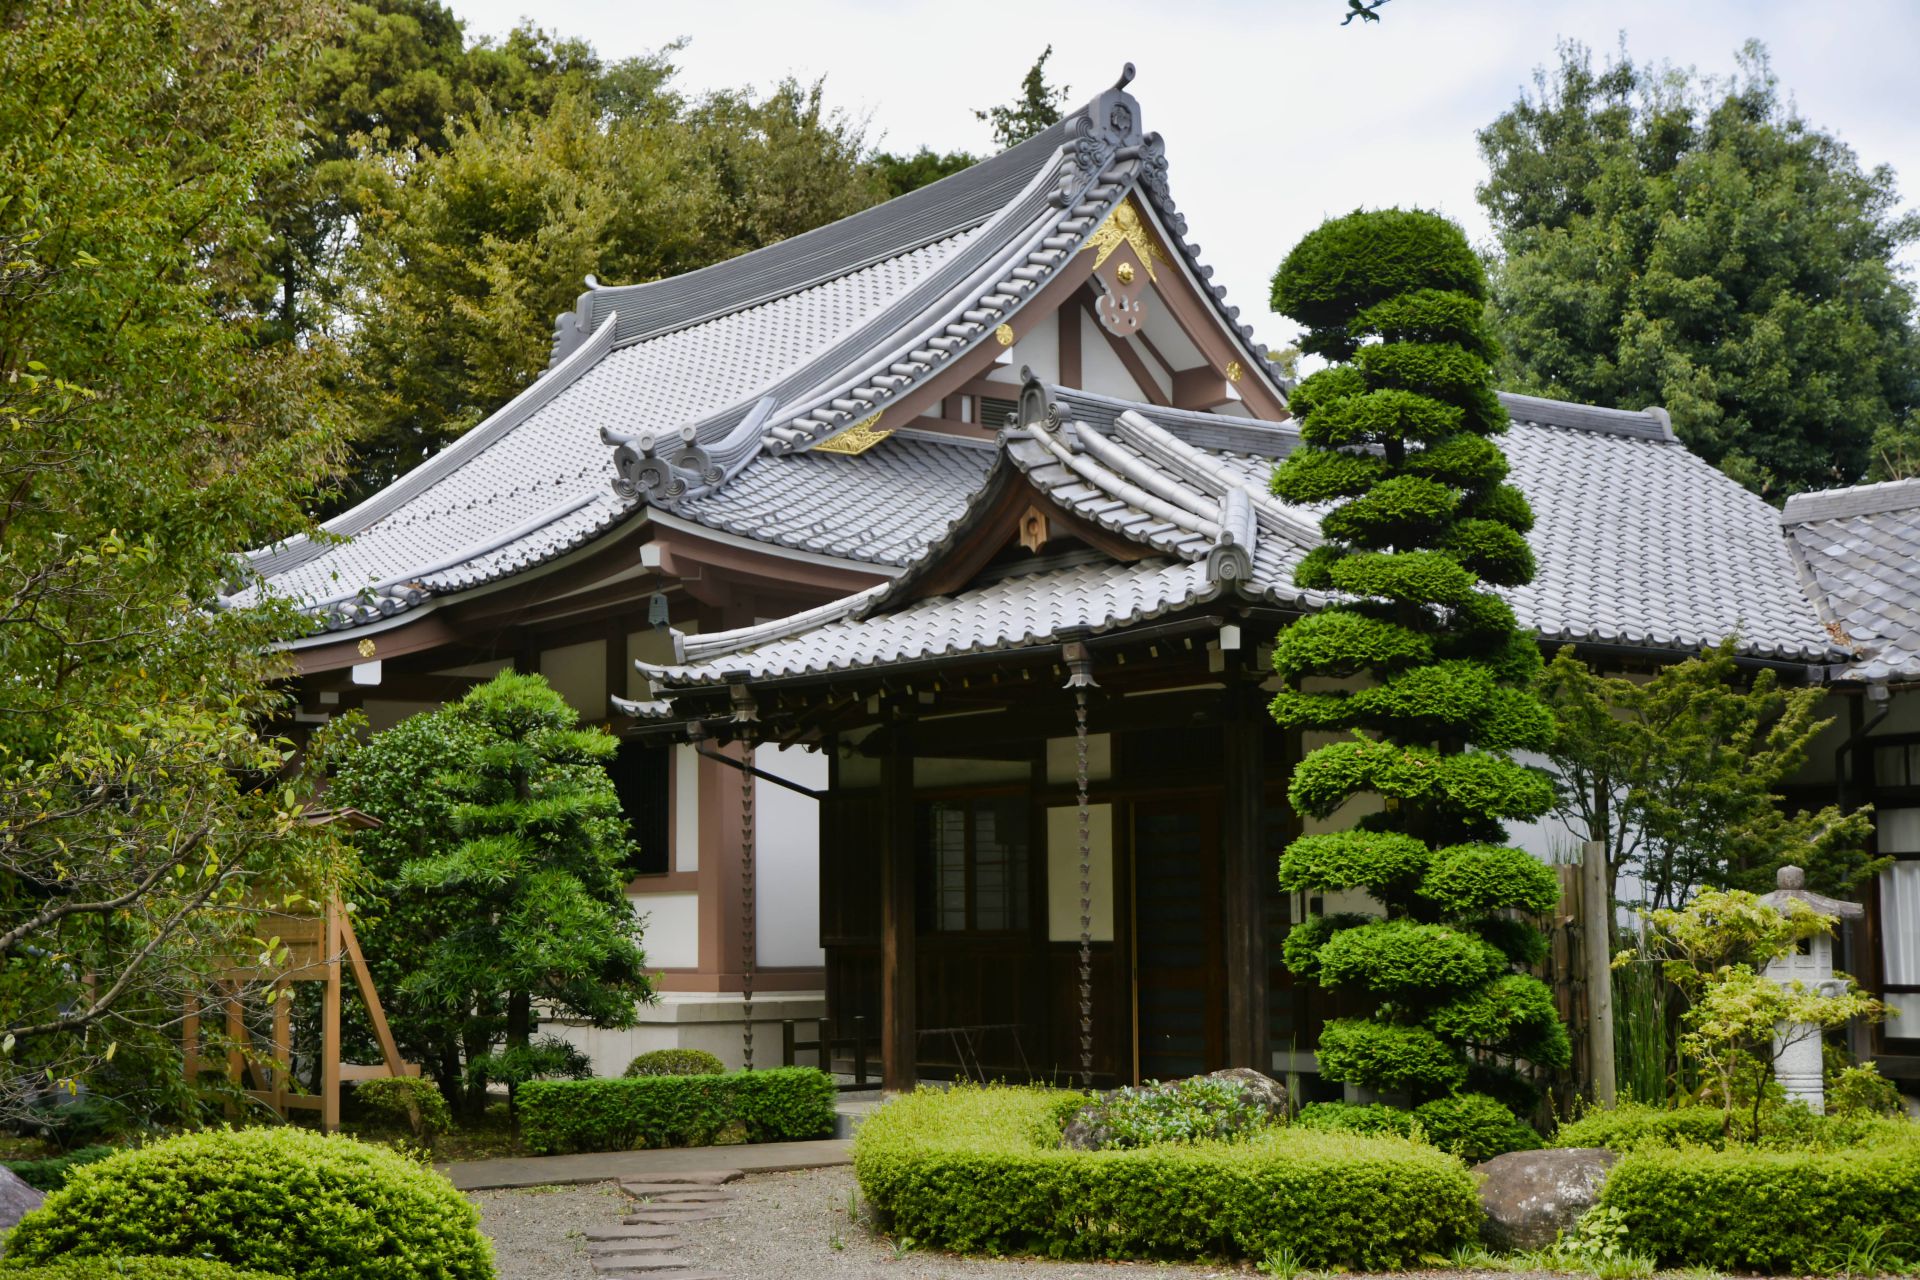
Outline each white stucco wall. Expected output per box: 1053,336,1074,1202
1047,802,1115,942
634,890,699,969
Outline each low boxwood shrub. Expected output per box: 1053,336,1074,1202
624,1048,725,1078
1294,1100,1418,1139
1598,1125,1920,1272
2,1127,495,1280
1554,1101,1732,1150
1412,1093,1540,1162
519,1067,836,1155
354,1077,452,1140
2,1144,118,1192
854,1084,1481,1268
0,1261,287,1280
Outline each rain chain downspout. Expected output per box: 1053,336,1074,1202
1063,642,1100,1087
730,683,758,1071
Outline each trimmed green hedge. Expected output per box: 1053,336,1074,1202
624,1048,725,1078
1554,1101,1733,1150
2,1144,117,1192
519,1067,836,1155
1599,1127,1920,1272
1,1128,494,1280
853,1085,1481,1268
0,1261,287,1280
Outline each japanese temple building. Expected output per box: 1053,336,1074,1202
240,68,1920,1093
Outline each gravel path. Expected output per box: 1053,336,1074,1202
674,1165,1258,1279
469,1182,629,1280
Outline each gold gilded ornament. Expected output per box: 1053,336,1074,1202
813,410,891,456
1226,360,1243,383
1080,196,1169,283
357,638,376,658
995,323,1015,347
1116,261,1135,285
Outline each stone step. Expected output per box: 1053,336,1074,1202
585,1224,681,1241
588,1238,683,1254
623,1210,731,1225
590,1252,697,1272
620,1187,736,1202
615,1199,729,1214
624,1169,740,1185
598,1272,725,1280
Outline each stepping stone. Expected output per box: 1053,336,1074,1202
591,1252,696,1271
585,1224,680,1241
589,1238,683,1254
622,1187,735,1202
599,1273,724,1280
614,1200,725,1214
623,1210,730,1225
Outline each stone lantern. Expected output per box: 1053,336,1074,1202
1757,865,1864,1113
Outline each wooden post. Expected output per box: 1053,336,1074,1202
1580,839,1617,1106
1222,679,1269,1069
270,979,291,1112
879,721,917,1092
321,898,343,1133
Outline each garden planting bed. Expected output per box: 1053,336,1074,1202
852,1085,1482,1269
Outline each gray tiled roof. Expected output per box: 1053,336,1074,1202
632,385,1844,692
1782,478,1920,681
239,70,1289,637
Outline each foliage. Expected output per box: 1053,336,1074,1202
975,46,1069,150
870,148,978,198
1269,208,1564,1101
0,1262,288,1280
1411,1093,1542,1162
339,72,885,495
852,1084,1482,1268
0,0,351,1130
2,1127,495,1280
1597,1125,1920,1272
1297,1094,1539,1162
1,1144,117,1193
1538,639,1877,913
1068,1077,1276,1150
1295,1101,1420,1140
1555,1098,1910,1153
1634,888,1884,1139
354,1077,452,1141
1554,1100,1730,1151
1478,40,1920,497
1829,1062,1906,1119
464,1035,592,1094
624,1048,725,1078
329,673,650,1112
517,1068,837,1155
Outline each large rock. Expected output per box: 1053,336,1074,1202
1060,1068,1289,1151
0,1164,45,1234
1473,1146,1617,1252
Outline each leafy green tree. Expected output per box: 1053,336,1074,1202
976,45,1069,150
0,0,350,1128
1269,208,1569,1102
1478,41,1920,498
331,673,650,1110
1538,639,1878,913
871,147,978,198
1636,888,1883,1139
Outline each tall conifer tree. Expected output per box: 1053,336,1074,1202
1269,209,1570,1101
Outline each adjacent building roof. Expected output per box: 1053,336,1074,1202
233,67,1286,638
1783,478,1920,682
630,382,1847,694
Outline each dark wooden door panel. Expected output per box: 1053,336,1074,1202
1132,800,1224,1080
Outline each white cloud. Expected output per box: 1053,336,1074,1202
451,0,1920,355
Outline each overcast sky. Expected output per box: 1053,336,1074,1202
451,0,1920,357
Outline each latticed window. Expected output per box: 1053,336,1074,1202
916,797,1029,933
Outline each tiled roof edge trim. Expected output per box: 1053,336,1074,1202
1497,392,1674,442
1781,477,1920,525
1109,407,1319,548
675,582,890,667
241,310,623,584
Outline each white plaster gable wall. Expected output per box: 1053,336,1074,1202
754,744,826,969
1005,312,1060,387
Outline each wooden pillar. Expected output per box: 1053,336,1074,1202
1223,678,1269,1070
879,721,917,1091
321,899,342,1134
1579,839,1617,1106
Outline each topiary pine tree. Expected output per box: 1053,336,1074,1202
1268,208,1570,1103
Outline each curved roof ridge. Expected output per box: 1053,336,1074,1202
1498,391,1675,442
1782,476,1920,525
675,580,891,666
